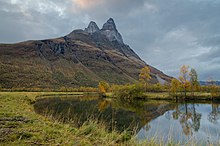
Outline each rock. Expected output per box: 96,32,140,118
0,18,172,88
85,21,100,34
101,18,124,44
102,18,117,31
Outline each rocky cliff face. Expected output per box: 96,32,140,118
84,18,123,44
101,18,124,44
0,18,172,89
85,21,100,34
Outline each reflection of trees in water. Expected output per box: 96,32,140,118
111,98,146,130
37,96,213,134
97,100,220,139
172,103,201,136
191,104,201,132
165,111,172,120
208,103,220,124
98,100,110,112
143,124,151,132
112,99,176,129
36,97,144,131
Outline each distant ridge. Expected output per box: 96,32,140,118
0,18,172,89
199,81,220,86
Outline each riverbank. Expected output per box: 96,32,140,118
1,92,218,146
109,91,219,101
0,92,140,146
142,92,216,101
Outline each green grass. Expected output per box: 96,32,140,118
111,90,215,101
141,92,215,100
1,92,216,146
0,92,145,146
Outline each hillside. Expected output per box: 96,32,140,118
0,18,172,89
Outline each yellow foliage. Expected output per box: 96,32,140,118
210,85,220,98
139,66,151,92
99,84,106,93
179,65,189,84
171,79,180,96
98,81,109,93
98,100,110,111
139,66,151,84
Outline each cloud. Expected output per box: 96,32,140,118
72,0,103,9
0,0,220,80
144,2,159,13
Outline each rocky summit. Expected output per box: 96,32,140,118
0,18,172,89
101,18,124,44
85,21,100,34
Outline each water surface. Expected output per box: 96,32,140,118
34,95,220,145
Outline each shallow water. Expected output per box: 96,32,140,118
34,95,220,145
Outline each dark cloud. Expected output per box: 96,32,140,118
1,0,220,80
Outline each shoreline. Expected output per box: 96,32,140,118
0,92,137,145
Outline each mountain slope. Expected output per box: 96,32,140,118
0,18,172,89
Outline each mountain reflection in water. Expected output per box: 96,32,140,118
34,95,220,144
34,95,174,131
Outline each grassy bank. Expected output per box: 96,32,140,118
0,92,140,146
110,84,220,101
110,85,217,101
2,92,216,146
142,92,215,100
110,91,217,101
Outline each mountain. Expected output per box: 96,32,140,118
199,81,220,86
0,18,172,89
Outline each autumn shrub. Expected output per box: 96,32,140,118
98,81,110,93
209,85,220,99
112,84,144,100
146,83,165,92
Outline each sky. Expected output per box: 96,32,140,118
0,0,220,80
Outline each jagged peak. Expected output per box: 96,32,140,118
107,18,115,24
101,18,124,44
67,18,124,44
85,21,100,33
101,18,117,31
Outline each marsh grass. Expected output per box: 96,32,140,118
135,92,218,102
136,119,220,146
0,92,140,145
1,92,219,146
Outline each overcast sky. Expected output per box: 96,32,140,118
1,0,220,80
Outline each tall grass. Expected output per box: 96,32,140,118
0,92,139,145
1,92,219,146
